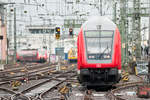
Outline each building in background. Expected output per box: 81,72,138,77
0,3,7,61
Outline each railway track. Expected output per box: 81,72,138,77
114,75,144,87
39,72,76,100
0,63,49,75
63,74,145,100
19,72,145,100
0,63,73,99
0,63,56,82
0,64,67,89
16,66,75,99
2,63,147,100
4,64,76,100
4,63,38,70
64,74,145,100
0,87,18,100
11,94,30,100
107,82,143,100
107,74,146,100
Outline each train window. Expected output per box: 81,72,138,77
85,31,99,37
101,31,113,37
85,30,113,38
85,30,113,60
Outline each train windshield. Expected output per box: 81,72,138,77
85,30,114,60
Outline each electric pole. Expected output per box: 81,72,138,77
113,2,117,24
14,7,16,64
120,0,128,64
100,0,102,16
132,0,141,59
149,0,150,58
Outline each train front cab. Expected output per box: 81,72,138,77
77,18,121,86
37,49,47,63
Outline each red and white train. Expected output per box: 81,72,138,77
77,16,121,86
16,49,47,63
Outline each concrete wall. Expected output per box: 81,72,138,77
0,4,7,61
2,24,7,60
0,16,7,60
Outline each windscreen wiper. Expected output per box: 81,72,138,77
99,44,110,59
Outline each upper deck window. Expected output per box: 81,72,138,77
84,30,114,60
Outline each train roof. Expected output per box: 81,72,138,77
82,16,117,31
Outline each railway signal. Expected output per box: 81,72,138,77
55,27,60,39
69,28,73,36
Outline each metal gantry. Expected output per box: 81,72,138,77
116,0,150,65
149,0,150,55
120,0,128,64
14,7,17,63
132,0,141,59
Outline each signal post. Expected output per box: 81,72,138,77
55,27,61,71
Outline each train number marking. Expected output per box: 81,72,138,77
96,64,101,68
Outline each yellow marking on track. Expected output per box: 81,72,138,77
37,73,44,76
11,81,21,91
50,70,57,73
122,72,129,82
40,73,44,76
10,72,15,75
122,76,129,81
71,82,79,87
59,86,69,94
20,69,25,72
61,66,67,70
72,64,74,67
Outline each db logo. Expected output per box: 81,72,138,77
96,64,101,68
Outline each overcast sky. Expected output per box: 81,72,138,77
2,0,149,41
2,0,114,36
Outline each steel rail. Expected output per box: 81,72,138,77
39,74,76,100
0,63,50,74
107,75,145,100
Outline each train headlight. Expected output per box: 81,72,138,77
118,69,121,74
77,70,80,74
103,55,110,59
89,56,94,59
89,56,92,58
